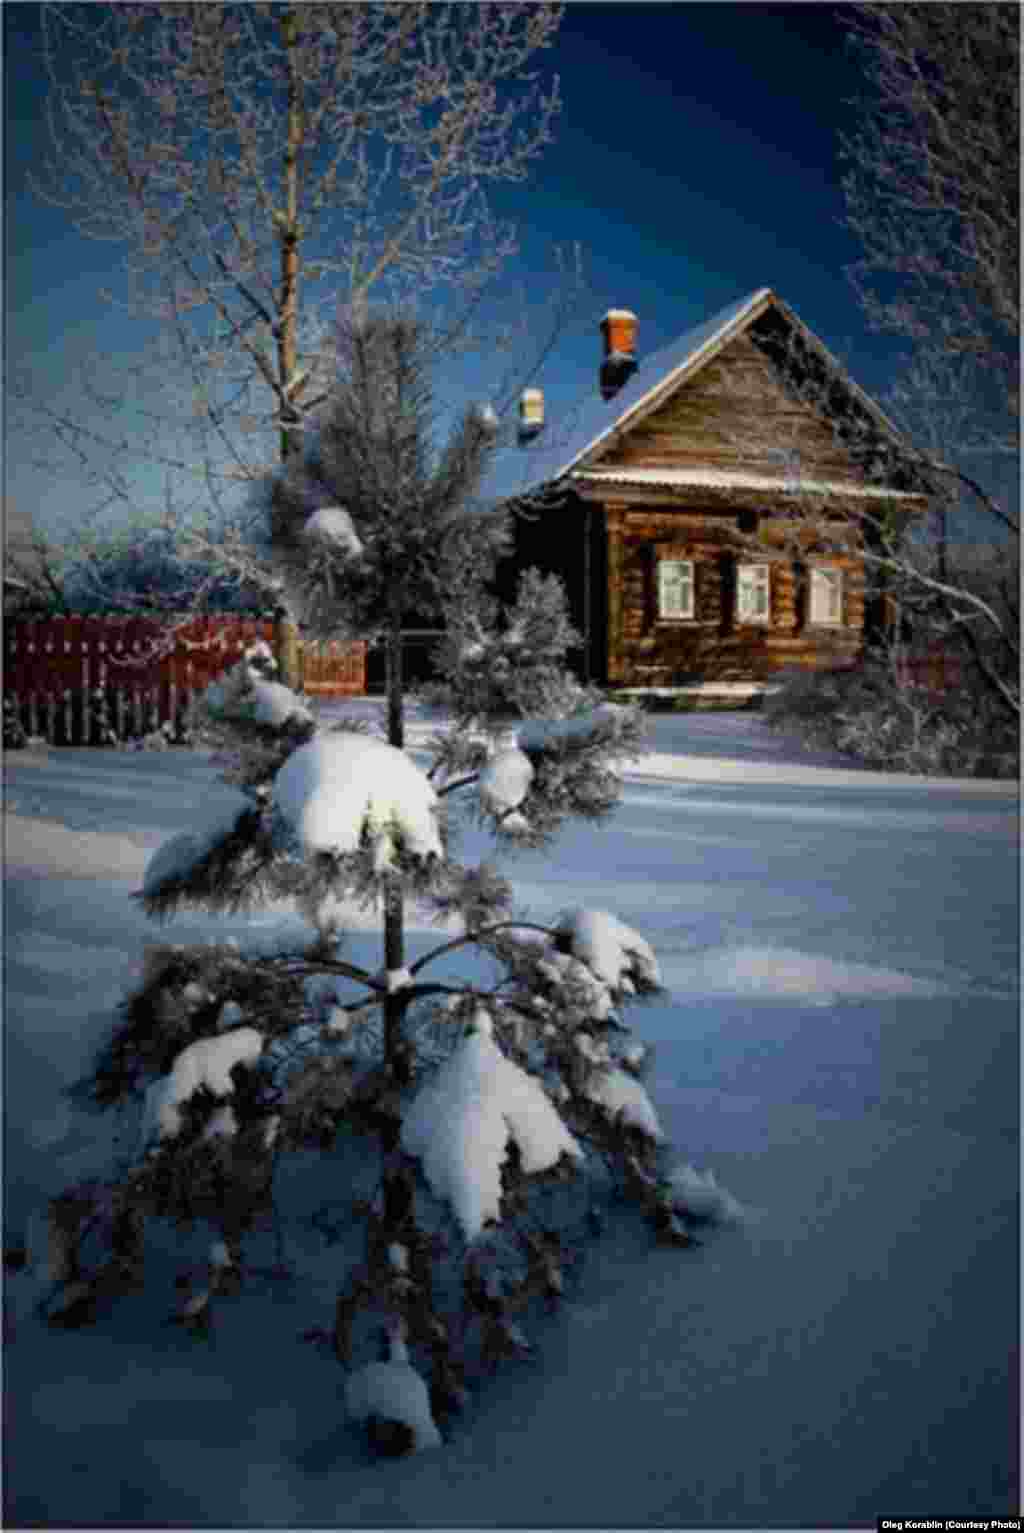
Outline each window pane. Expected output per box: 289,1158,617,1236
810,568,842,624
738,565,770,621
658,560,693,618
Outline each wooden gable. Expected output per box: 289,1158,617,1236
584,325,874,489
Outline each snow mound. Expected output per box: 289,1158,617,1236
402,1007,583,1241
558,909,661,993
345,1349,442,1452
143,801,251,896
674,945,949,1003
274,733,442,869
584,1067,662,1140
666,1162,745,1224
304,505,363,556
140,1027,264,1144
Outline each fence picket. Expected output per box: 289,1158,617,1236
80,647,92,746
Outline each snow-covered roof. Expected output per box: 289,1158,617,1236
571,467,926,500
475,287,912,508
477,289,771,506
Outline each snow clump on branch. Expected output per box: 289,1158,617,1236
345,1320,442,1453
140,1027,264,1145
666,1162,746,1225
274,732,443,869
584,1067,663,1141
556,908,661,996
303,505,364,558
479,744,534,831
204,643,312,730
401,1006,584,1241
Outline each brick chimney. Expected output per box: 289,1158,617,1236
518,387,545,444
600,309,638,400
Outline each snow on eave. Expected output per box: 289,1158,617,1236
571,467,928,501
554,288,775,481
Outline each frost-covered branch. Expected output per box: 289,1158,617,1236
21,3,570,550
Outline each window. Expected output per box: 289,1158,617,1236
809,567,843,626
657,559,694,619
737,564,771,623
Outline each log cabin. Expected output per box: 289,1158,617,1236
481,288,930,695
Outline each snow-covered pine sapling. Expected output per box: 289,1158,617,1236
46,311,722,1458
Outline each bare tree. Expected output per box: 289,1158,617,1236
15,3,572,634
841,2,1019,426
840,3,1019,720
743,4,1020,772
3,502,75,615
735,316,1020,721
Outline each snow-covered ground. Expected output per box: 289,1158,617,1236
3,706,1019,1528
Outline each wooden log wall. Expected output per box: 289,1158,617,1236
606,507,864,686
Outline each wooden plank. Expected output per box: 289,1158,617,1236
592,330,875,488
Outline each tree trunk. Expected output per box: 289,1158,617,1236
274,609,302,692
383,609,405,1077
278,8,303,466
386,619,404,750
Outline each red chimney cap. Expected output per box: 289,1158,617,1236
600,310,638,361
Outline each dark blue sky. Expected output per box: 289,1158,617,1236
7,1,909,540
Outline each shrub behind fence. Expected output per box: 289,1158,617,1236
894,649,966,695
4,614,366,746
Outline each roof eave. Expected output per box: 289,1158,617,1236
570,471,930,510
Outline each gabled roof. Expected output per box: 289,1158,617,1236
476,287,911,508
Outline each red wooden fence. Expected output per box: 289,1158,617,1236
4,614,366,745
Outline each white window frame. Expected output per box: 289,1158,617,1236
657,558,695,620
809,567,844,626
737,563,771,624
